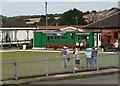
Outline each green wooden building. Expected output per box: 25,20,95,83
33,31,101,49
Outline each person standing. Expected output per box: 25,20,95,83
61,46,68,69
92,47,98,68
114,40,119,53
80,42,83,51
118,40,120,52
76,41,79,48
73,48,80,70
85,48,92,68
66,48,71,67
83,42,87,50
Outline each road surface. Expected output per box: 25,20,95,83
32,73,118,84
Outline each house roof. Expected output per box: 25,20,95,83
37,26,67,30
37,25,84,30
0,27,37,31
2,19,35,27
84,11,120,29
60,26,83,32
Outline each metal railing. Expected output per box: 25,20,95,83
2,53,119,80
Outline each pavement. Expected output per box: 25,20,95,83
1,68,119,84
34,73,118,84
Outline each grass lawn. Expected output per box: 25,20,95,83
2,51,61,62
1,51,118,80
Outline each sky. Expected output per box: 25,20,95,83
0,0,120,17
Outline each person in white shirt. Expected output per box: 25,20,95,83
73,48,80,70
114,40,119,53
76,41,79,48
80,42,84,50
85,48,92,68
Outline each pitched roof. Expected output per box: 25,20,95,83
2,18,35,27
60,26,83,32
37,26,67,30
37,25,84,30
84,11,120,29
2,20,35,27
0,27,36,31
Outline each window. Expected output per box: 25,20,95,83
48,36,66,40
54,36,60,40
61,37,66,40
47,36,53,40
78,36,87,40
71,33,74,40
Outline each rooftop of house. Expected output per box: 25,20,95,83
37,25,84,30
84,11,120,29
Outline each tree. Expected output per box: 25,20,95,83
47,15,56,26
91,10,97,14
58,8,87,25
84,11,90,14
36,15,56,26
37,15,46,26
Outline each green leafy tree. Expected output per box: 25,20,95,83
37,15,46,26
91,10,97,14
84,11,90,14
58,8,87,25
36,15,56,26
47,15,56,26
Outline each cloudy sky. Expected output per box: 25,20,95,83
0,0,120,17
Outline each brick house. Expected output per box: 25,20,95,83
83,11,120,44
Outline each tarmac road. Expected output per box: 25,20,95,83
32,73,118,84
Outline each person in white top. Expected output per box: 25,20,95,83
80,42,84,50
114,40,119,52
85,48,92,68
76,41,79,48
73,48,80,70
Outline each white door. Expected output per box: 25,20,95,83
97,33,101,47
94,33,97,47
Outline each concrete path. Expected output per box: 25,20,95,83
34,73,118,84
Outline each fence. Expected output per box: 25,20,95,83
2,52,119,80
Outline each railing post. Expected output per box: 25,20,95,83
118,52,120,69
14,60,18,80
73,58,75,74
45,57,48,77
96,54,99,71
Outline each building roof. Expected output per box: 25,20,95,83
37,26,67,30
84,11,120,29
60,26,83,32
37,25,84,30
0,27,37,31
2,18,36,27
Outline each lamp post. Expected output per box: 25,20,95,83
118,31,120,69
45,2,48,31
